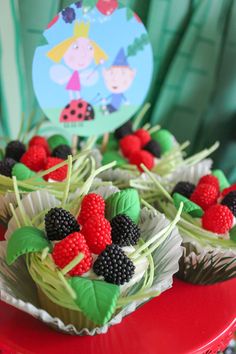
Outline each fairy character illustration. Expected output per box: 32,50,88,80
102,48,136,114
47,21,108,101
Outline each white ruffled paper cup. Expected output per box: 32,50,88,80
0,187,182,335
162,161,236,285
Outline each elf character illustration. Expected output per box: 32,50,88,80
47,21,108,101
102,48,136,114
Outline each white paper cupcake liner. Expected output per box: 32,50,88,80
0,187,182,335
0,193,17,225
165,161,236,284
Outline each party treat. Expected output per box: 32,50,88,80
98,113,219,189
0,134,101,224
0,170,182,335
131,161,236,285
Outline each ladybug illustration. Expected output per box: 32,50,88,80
60,99,95,123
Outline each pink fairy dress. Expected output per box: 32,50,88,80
66,71,81,91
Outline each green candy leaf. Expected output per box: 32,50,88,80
6,226,50,265
230,225,236,242
68,277,120,325
12,163,44,183
173,193,203,218
47,134,69,151
151,129,175,154
105,188,140,223
102,150,126,167
212,169,230,191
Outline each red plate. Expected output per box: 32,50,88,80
0,226,235,354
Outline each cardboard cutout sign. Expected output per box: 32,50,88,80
33,1,153,136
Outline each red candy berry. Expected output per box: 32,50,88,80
129,150,154,171
222,183,236,198
78,193,105,225
20,145,47,172
198,174,219,192
202,204,233,234
82,215,112,254
190,183,218,210
134,129,151,147
52,232,92,276
29,136,50,155
44,157,68,181
119,135,141,158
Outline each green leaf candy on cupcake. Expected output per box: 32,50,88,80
47,134,70,151
12,163,44,182
105,188,140,223
6,226,50,265
102,150,126,167
151,129,175,154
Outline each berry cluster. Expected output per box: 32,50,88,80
113,121,175,172
0,135,72,182
172,174,236,235
48,192,140,285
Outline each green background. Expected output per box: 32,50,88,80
1,0,236,180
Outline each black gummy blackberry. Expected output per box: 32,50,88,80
52,144,72,160
111,214,141,246
45,207,80,241
0,158,17,177
143,140,161,158
172,181,195,199
221,191,236,217
93,244,135,285
114,120,133,140
5,140,26,161
62,7,76,23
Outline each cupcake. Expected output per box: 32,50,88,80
133,160,236,285
96,116,219,189
1,177,182,335
0,133,104,224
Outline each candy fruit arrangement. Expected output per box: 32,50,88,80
133,161,236,285
0,173,182,335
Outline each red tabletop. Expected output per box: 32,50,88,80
0,224,235,354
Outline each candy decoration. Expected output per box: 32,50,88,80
190,183,218,211
12,163,44,182
221,183,236,198
21,145,47,172
102,150,126,167
105,188,140,223
129,150,154,171
151,129,175,154
68,277,120,325
78,193,105,225
172,181,195,199
202,204,233,234
47,134,70,151
143,140,161,158
212,169,230,191
134,129,151,147
119,135,141,158
5,140,26,162
6,226,50,265
43,157,68,181
221,191,236,217
173,193,203,218
198,174,219,192
0,158,16,177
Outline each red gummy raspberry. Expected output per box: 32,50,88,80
20,145,47,172
129,150,154,171
119,135,141,158
202,204,233,234
190,183,218,210
44,157,68,181
198,174,219,192
29,136,50,155
134,129,151,147
222,183,236,198
78,193,105,226
52,232,92,276
82,215,112,254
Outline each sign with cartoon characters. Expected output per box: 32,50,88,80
33,0,153,136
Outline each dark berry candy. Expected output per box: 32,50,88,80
93,244,135,285
75,1,83,7
5,140,26,161
172,181,196,199
45,207,80,241
143,140,161,158
0,158,17,177
114,120,133,140
52,144,72,160
111,214,141,246
61,7,76,24
221,191,236,217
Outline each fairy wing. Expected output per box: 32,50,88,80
49,65,71,85
80,68,99,87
